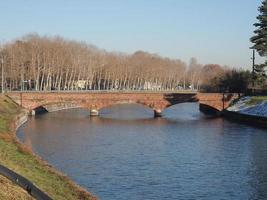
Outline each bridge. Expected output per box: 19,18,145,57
6,91,238,117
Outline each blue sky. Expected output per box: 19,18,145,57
0,0,263,68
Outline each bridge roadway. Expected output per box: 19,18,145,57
6,91,238,117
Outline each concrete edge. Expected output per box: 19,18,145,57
0,165,53,200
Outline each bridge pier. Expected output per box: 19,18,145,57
31,110,36,116
154,110,162,118
90,109,99,116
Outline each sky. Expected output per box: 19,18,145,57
0,0,264,68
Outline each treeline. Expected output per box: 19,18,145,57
202,69,267,94
0,34,228,91
202,70,252,93
249,0,267,92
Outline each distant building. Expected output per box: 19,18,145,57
143,81,161,90
75,80,86,90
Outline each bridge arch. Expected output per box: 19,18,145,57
87,100,164,117
163,101,199,109
31,106,49,115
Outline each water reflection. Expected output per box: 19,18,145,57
17,103,267,200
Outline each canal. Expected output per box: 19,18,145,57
17,103,267,200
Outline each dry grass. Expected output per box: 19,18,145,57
0,95,98,200
0,175,33,200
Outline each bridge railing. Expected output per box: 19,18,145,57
6,89,198,94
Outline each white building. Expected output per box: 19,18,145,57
143,81,161,90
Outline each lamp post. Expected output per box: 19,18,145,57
252,49,256,88
1,56,4,94
21,63,24,92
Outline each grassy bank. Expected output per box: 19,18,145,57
0,95,97,200
0,175,34,200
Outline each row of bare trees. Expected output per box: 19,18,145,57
0,34,228,92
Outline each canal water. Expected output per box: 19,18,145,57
17,103,267,200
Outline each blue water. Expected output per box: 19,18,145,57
17,103,267,200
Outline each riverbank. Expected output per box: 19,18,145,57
224,96,267,128
0,95,97,200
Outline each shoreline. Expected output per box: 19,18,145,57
0,95,97,200
223,96,267,128
222,110,267,128
200,95,267,128
15,109,28,131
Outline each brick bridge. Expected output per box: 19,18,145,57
6,91,238,117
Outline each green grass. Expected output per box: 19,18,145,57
246,96,267,106
0,95,97,200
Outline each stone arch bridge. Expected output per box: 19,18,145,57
6,91,238,117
